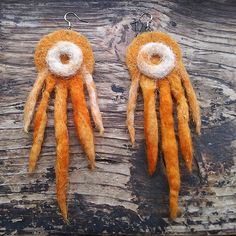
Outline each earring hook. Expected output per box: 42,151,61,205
139,13,153,28
131,12,153,34
64,12,88,30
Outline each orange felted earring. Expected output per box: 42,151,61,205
24,12,104,222
126,13,201,219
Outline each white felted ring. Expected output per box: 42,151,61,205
46,41,83,77
137,42,175,79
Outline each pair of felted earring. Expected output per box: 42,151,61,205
24,12,200,222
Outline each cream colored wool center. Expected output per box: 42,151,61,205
46,41,83,77
137,42,175,79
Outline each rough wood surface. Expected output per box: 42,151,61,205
0,0,236,235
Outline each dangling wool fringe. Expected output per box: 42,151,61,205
168,73,193,172
54,82,69,222
159,79,180,220
140,75,158,176
28,75,55,173
179,64,201,135
70,76,95,169
127,75,140,145
83,68,104,135
24,70,48,133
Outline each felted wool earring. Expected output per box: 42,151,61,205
126,13,201,219
24,12,104,221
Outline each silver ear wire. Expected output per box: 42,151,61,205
64,12,88,30
140,12,153,28
131,12,153,34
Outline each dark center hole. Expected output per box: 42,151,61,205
60,54,70,64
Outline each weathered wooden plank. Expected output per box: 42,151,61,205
0,0,236,235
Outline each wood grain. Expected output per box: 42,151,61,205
0,0,236,235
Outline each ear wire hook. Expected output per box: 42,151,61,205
131,12,153,33
139,12,153,28
64,12,88,30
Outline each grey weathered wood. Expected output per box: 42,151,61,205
0,0,236,235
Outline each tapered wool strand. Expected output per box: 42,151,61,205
28,75,55,173
179,64,201,135
70,76,95,169
24,70,48,133
127,76,140,145
83,68,104,135
54,82,69,222
159,79,180,220
140,76,158,176
168,73,193,171
25,29,101,221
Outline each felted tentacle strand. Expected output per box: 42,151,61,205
159,79,180,220
168,73,193,172
83,68,104,135
140,76,158,176
54,82,69,222
24,70,48,133
70,76,95,169
127,75,140,145
28,74,55,173
24,29,99,221
179,63,201,135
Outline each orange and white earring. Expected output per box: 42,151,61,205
24,12,104,221
126,13,201,219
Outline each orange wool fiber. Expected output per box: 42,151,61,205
28,74,55,173
34,29,94,74
83,68,104,135
24,70,48,133
70,76,95,169
126,31,201,219
24,29,103,221
168,72,193,171
54,82,69,222
127,75,140,145
140,75,158,176
179,64,201,135
159,79,180,219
